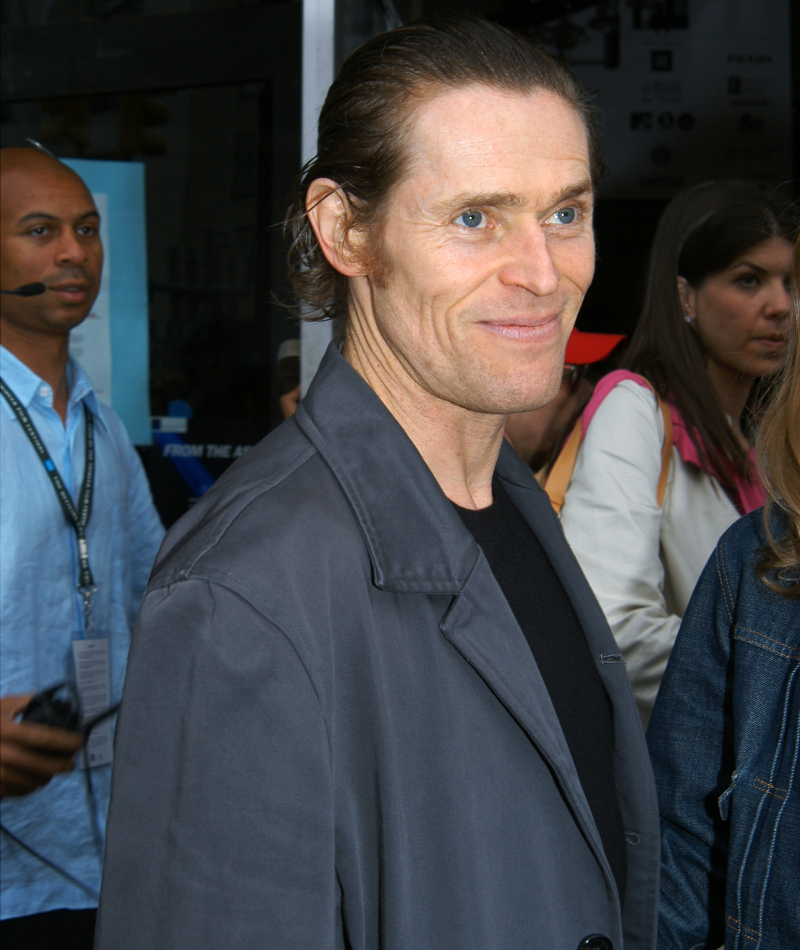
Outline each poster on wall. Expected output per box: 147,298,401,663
561,0,792,199
63,159,151,445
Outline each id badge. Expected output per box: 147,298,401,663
72,637,113,768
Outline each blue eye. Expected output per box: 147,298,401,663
458,211,484,229
553,207,577,224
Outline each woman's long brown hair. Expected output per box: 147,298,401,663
623,181,794,487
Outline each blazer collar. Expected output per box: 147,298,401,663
295,342,484,594
295,342,578,598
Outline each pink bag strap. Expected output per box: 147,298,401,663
544,371,673,513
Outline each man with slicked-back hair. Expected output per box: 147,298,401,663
97,17,659,950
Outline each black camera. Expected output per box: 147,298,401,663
19,681,120,739
20,681,82,733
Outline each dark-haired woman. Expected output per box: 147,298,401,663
560,181,794,727
646,236,800,950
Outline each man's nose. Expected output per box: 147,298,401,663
497,224,560,297
54,228,89,266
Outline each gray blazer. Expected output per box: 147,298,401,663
95,344,659,950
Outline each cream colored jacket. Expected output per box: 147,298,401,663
560,380,739,729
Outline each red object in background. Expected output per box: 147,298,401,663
565,328,626,365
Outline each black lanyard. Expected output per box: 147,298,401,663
0,376,96,625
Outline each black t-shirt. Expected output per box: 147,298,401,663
453,478,627,905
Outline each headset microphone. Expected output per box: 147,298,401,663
0,282,47,297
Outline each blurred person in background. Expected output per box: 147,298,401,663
0,147,163,950
646,235,800,950
560,180,794,727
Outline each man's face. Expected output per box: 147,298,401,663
0,163,102,339
347,85,595,416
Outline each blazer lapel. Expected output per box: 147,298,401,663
494,443,654,896
497,442,628,666
438,549,608,867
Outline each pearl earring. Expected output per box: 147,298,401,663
684,314,693,324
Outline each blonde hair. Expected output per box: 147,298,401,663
757,234,800,597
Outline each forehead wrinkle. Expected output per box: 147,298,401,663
392,89,593,229
404,87,588,161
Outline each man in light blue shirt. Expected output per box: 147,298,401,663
0,147,164,949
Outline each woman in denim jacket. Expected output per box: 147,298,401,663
647,238,800,949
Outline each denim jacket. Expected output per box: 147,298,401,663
647,507,799,950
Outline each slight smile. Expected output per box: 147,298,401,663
478,312,561,343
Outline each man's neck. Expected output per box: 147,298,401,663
343,333,504,511
0,319,70,423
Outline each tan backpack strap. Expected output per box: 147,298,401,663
543,417,583,514
655,393,674,507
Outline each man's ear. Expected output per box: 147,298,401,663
676,275,696,324
306,179,365,277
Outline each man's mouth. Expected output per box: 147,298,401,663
478,312,561,342
48,280,91,302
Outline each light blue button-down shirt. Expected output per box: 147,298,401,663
0,344,164,919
